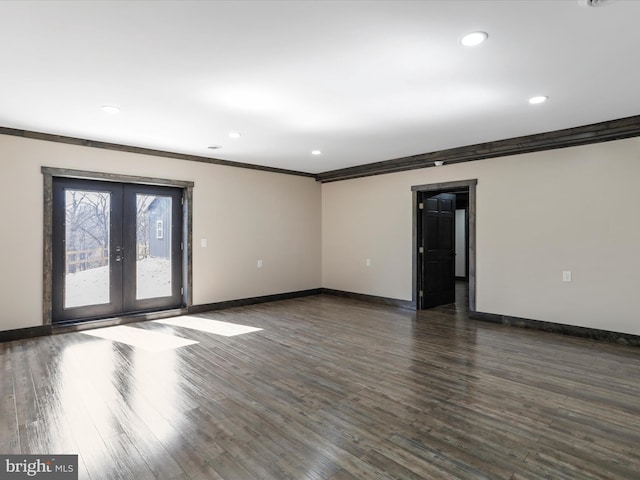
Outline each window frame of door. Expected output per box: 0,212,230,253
411,179,477,312
42,167,194,327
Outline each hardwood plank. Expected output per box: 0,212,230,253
0,343,20,454
327,470,361,480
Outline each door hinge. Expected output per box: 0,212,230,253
419,290,424,297
181,242,184,251
181,196,184,206
418,202,424,210
419,246,424,254
181,287,184,295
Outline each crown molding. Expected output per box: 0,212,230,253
3,115,639,183
316,115,640,183
0,126,315,178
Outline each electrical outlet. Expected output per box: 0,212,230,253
257,259,263,268
366,258,371,267
562,271,572,282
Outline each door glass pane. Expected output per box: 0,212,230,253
136,194,172,299
64,189,110,308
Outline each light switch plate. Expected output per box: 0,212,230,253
200,238,207,247
562,271,572,282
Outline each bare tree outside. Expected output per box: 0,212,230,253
136,194,154,260
64,190,110,308
63,190,172,308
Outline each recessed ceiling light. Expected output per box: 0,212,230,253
228,132,241,139
434,161,444,167
100,105,120,114
529,96,549,104
207,145,222,150
460,31,488,47
311,150,322,155
578,0,613,7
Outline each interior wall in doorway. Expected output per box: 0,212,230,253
455,209,466,278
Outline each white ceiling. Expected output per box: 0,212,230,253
1,0,639,174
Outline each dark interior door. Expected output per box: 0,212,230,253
418,192,456,309
52,178,183,324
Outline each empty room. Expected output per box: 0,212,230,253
1,1,639,479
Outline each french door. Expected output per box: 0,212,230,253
52,178,184,323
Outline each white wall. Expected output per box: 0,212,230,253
322,137,640,336
0,135,322,331
322,173,413,300
3,133,640,337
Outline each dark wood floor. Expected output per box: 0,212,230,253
2,287,640,479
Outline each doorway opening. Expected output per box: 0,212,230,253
412,179,477,312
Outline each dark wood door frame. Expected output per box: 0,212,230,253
411,179,477,312
42,167,194,327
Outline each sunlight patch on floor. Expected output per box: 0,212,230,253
154,316,263,337
81,325,198,351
